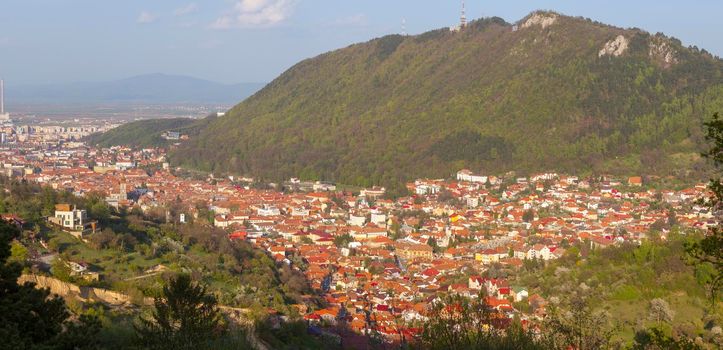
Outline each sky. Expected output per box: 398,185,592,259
0,0,720,85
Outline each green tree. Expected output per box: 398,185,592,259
427,237,440,253
420,293,546,350
8,240,28,266
543,294,617,350
333,233,354,248
632,326,701,350
0,220,100,349
686,112,723,301
523,209,535,223
135,273,224,349
51,257,72,282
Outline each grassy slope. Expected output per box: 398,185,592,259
514,234,722,345
174,12,722,188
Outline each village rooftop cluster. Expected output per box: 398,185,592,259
0,139,714,342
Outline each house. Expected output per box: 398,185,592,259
370,211,387,226
476,249,498,264
527,244,554,260
415,182,441,195
68,261,88,274
396,243,433,260
350,225,387,240
229,231,247,240
466,196,480,208
49,204,93,233
66,260,100,281
468,276,484,290
628,176,643,187
511,286,529,302
476,247,508,264
590,235,616,249
348,213,367,226
213,214,246,228
2,214,26,230
257,205,281,216
513,245,528,259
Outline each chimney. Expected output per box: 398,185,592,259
1,79,4,115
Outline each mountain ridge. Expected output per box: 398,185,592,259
169,11,722,189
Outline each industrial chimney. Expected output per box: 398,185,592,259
0,79,4,115
0,79,11,122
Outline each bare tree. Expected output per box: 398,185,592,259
648,298,674,324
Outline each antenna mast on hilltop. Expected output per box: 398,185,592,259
401,18,407,36
460,0,467,28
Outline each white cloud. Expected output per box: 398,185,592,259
137,11,158,24
211,0,297,29
174,3,198,17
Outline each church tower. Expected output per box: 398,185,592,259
119,178,128,202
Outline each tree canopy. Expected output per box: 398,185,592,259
686,112,723,301
135,273,224,349
0,220,100,349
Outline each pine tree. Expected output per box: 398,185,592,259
135,273,224,349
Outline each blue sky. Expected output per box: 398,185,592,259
0,0,720,84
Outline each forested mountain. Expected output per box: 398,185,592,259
171,11,722,188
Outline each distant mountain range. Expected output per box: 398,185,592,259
6,74,265,105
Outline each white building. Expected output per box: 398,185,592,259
313,181,337,191
257,205,281,216
291,207,310,217
466,196,480,208
348,213,367,227
51,204,88,231
456,169,487,184
115,161,136,170
415,183,441,195
370,210,387,226
360,187,386,199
